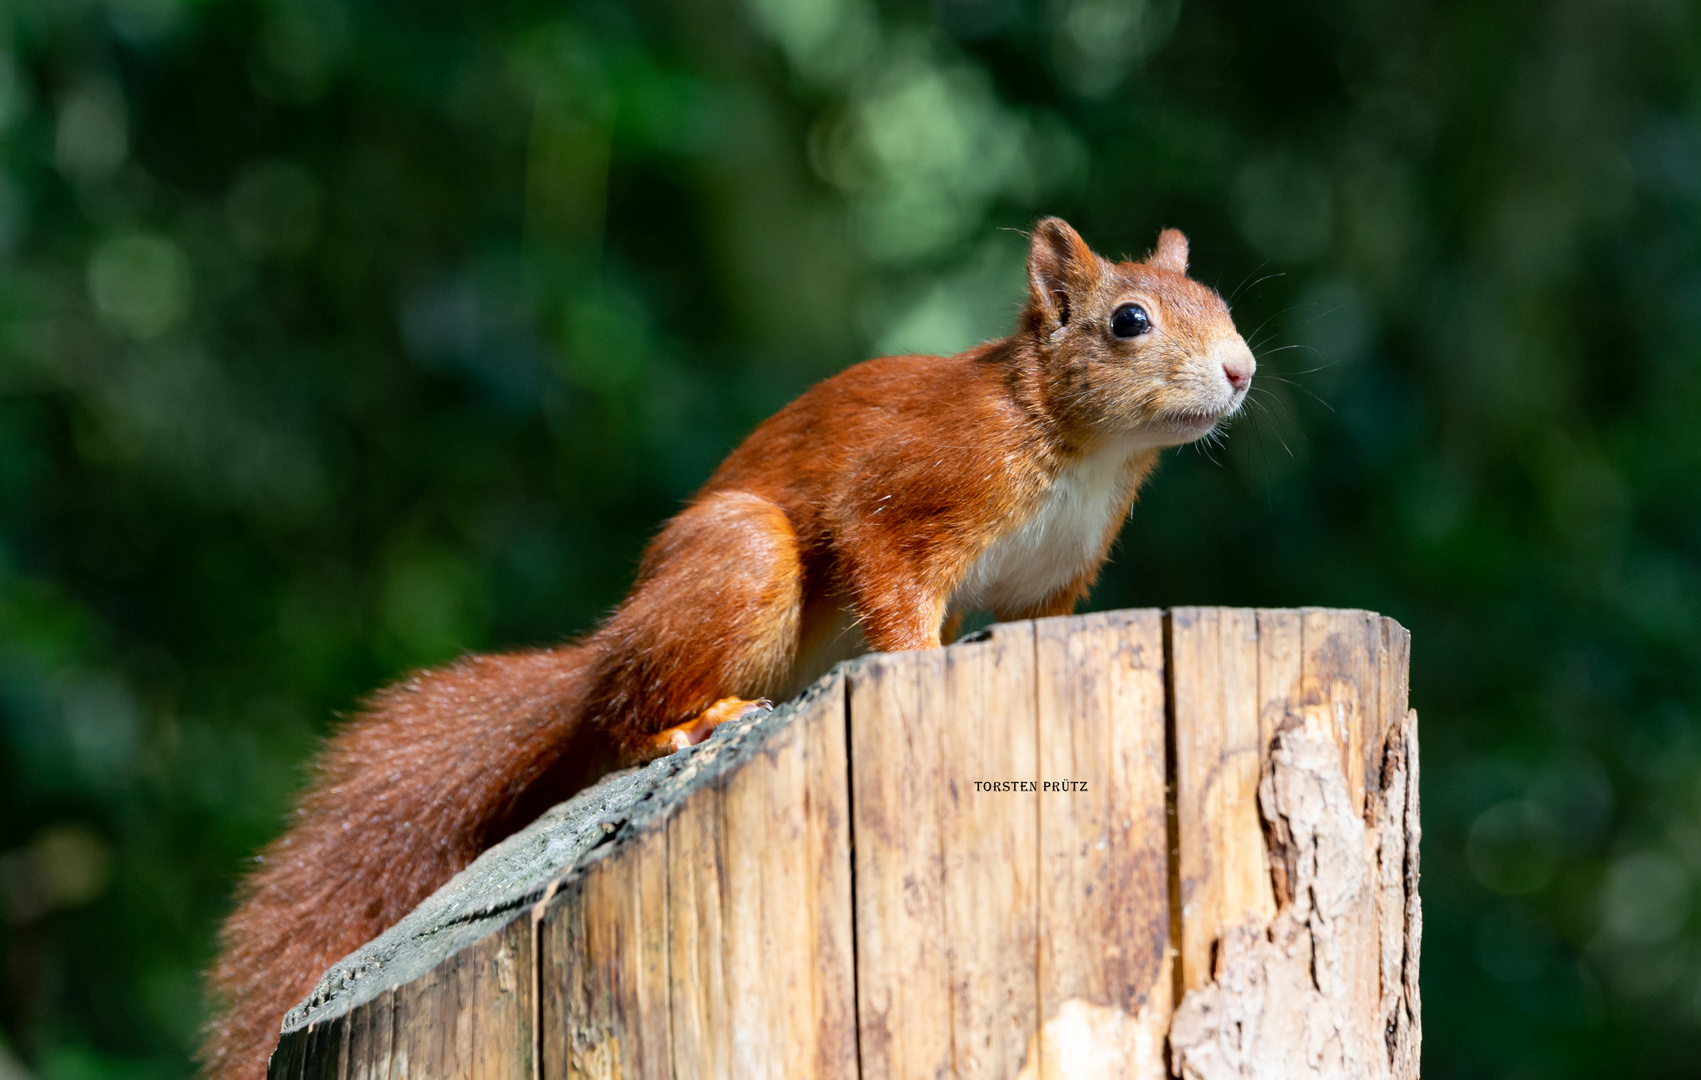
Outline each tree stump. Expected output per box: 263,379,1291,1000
267,607,1419,1080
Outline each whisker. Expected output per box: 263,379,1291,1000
1293,303,1348,328
1244,387,1308,450
1251,344,1320,359
1248,376,1334,417
1227,265,1282,306
1225,262,1262,304
1287,383,1336,413
1253,375,1333,409
1242,300,1324,348
1244,409,1277,510
1247,396,1295,457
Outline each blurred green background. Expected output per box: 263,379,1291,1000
0,0,1697,1076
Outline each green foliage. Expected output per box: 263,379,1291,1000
0,0,1698,1075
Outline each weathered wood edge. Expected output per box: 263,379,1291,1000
279,667,855,1034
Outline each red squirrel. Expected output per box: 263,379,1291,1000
201,218,1254,1080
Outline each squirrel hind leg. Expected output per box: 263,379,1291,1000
591,490,803,757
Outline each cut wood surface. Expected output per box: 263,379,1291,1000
269,608,1418,1080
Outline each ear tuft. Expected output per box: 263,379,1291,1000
1026,217,1100,331
1148,228,1189,274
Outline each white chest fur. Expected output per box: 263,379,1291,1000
951,441,1145,616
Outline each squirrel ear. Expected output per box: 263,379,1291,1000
1027,217,1101,331
1148,228,1189,274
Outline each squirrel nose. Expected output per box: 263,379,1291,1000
1221,341,1255,392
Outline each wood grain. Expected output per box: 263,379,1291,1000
298,1015,346,1080
1168,607,1276,995
663,780,731,1077
343,989,393,1080
1298,609,1383,1066
705,677,857,1080
849,621,1042,1078
1297,608,1373,815
267,1021,306,1080
1031,610,1171,1077
541,828,669,1080
848,645,954,1078
538,674,854,1080
388,915,532,1080
937,622,1038,1077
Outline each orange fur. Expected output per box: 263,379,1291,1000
201,218,1253,1080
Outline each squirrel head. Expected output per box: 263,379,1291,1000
1021,217,1255,449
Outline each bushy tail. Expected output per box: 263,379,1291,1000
200,644,611,1080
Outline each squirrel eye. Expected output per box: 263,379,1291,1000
1111,303,1151,338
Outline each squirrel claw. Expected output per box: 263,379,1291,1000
649,696,771,756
